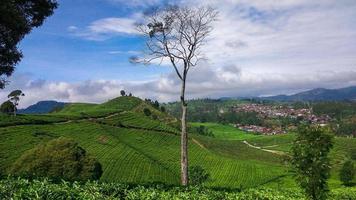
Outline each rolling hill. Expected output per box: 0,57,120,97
0,96,355,190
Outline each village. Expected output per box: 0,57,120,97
232,103,331,135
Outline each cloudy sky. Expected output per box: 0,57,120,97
1,0,356,108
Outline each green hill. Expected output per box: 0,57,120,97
54,96,142,117
0,96,355,190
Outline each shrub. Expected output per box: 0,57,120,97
143,108,151,116
0,101,15,114
189,166,210,186
291,125,334,200
0,178,355,200
153,100,160,109
194,125,214,137
339,160,355,186
10,137,102,182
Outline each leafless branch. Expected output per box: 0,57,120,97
134,6,218,80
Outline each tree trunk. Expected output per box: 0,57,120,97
13,103,16,117
180,76,188,186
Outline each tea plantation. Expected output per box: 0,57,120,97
0,96,355,199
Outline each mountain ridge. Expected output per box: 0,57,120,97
260,86,356,102
18,100,67,114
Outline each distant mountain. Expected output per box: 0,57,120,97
261,86,356,102
18,101,67,114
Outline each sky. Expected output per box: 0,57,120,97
1,0,356,108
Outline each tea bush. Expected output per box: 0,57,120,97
0,178,355,200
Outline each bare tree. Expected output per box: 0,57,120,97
134,5,217,185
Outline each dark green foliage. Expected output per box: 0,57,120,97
144,98,161,110
0,100,14,114
0,0,58,88
1,178,355,199
8,90,24,98
165,99,222,122
312,102,356,119
351,148,356,160
339,160,354,186
143,108,151,116
193,125,214,137
153,100,160,109
10,137,102,182
160,106,166,112
189,166,210,186
291,125,334,200
220,111,262,125
337,121,356,136
7,90,25,115
120,90,126,96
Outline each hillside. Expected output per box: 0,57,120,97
18,101,67,114
0,96,355,190
261,86,356,102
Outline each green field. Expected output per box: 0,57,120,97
0,96,355,191
191,122,262,140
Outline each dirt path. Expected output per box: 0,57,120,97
192,138,207,150
243,140,286,155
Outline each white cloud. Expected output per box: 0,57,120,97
89,18,138,34
108,50,140,55
67,25,78,32
1,69,355,108
4,0,356,107
76,0,356,71
70,15,142,40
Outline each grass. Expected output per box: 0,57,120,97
190,122,262,140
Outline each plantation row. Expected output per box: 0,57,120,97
55,96,143,118
0,121,288,188
99,111,179,134
0,114,74,127
1,178,355,200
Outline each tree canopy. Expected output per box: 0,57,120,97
7,89,25,116
0,100,15,114
0,0,58,88
11,137,103,182
339,160,355,186
291,125,334,200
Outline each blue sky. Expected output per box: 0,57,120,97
17,0,170,82
1,0,356,107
